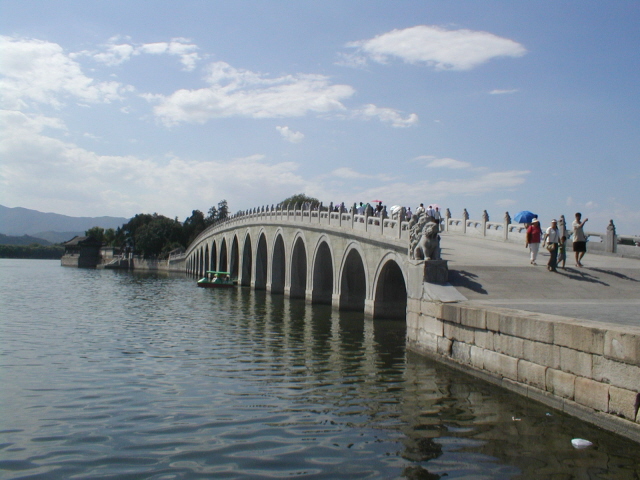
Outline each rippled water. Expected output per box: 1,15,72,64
1,259,639,479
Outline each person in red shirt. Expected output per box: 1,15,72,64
525,218,542,265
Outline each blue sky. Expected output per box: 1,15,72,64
1,1,639,234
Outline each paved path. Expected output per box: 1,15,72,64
440,233,640,327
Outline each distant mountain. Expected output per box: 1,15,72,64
0,233,53,246
0,205,129,236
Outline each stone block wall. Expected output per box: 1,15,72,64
406,299,640,442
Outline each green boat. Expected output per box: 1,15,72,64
197,271,236,288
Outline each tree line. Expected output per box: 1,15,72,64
86,200,230,259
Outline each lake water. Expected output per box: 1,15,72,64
1,259,639,479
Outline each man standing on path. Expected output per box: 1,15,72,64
543,219,560,272
572,212,588,267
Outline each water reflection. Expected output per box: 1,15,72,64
0,260,639,479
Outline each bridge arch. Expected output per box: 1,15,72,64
289,232,307,299
338,242,368,312
372,252,408,319
271,231,286,294
255,231,268,290
230,236,239,281
241,231,252,286
311,236,334,305
219,238,228,273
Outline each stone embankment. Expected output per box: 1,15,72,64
408,232,640,443
407,299,640,442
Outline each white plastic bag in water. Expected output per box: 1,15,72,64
571,438,593,449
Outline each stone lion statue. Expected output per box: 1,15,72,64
411,219,441,261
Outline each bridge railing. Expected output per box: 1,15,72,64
187,202,413,254
443,209,639,257
188,203,639,257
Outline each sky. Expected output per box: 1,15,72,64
1,1,639,235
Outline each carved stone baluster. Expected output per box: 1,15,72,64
605,220,617,253
504,211,511,241
462,209,469,234
482,210,489,236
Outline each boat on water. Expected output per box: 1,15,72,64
197,271,236,288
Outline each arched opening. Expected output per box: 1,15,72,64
230,236,239,282
241,234,252,287
373,260,407,320
255,233,268,290
290,237,307,299
312,241,333,305
204,245,209,274
219,238,228,273
210,242,217,271
339,248,366,312
271,235,285,294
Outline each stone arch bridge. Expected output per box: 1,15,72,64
185,205,423,319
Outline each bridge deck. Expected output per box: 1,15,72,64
441,233,640,328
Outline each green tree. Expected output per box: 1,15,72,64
104,228,116,246
85,226,105,244
279,193,320,209
183,210,206,245
217,199,228,220
205,205,218,226
134,215,183,258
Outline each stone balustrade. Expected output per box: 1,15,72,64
191,203,639,258
188,202,413,253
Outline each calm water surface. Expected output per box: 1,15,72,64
1,259,639,479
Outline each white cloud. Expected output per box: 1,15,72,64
490,89,519,95
347,25,526,71
331,167,373,179
148,61,355,125
414,155,472,169
353,104,418,128
276,126,304,143
0,110,311,217
0,36,128,110
86,36,201,71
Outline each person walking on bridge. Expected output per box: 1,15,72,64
543,219,560,272
525,218,542,265
572,212,588,267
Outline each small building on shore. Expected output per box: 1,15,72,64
61,236,102,268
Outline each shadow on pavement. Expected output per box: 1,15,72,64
556,267,609,286
448,270,488,295
587,267,639,282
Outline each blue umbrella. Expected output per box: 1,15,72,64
514,210,538,224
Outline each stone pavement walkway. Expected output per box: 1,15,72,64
440,232,640,327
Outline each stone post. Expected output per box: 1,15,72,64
482,210,489,236
558,215,567,240
328,202,333,225
445,208,451,232
399,207,405,238
364,207,369,232
319,202,323,223
352,203,357,229
605,220,617,253
462,209,469,234
504,211,511,241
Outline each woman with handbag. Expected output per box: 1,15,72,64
543,219,560,272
